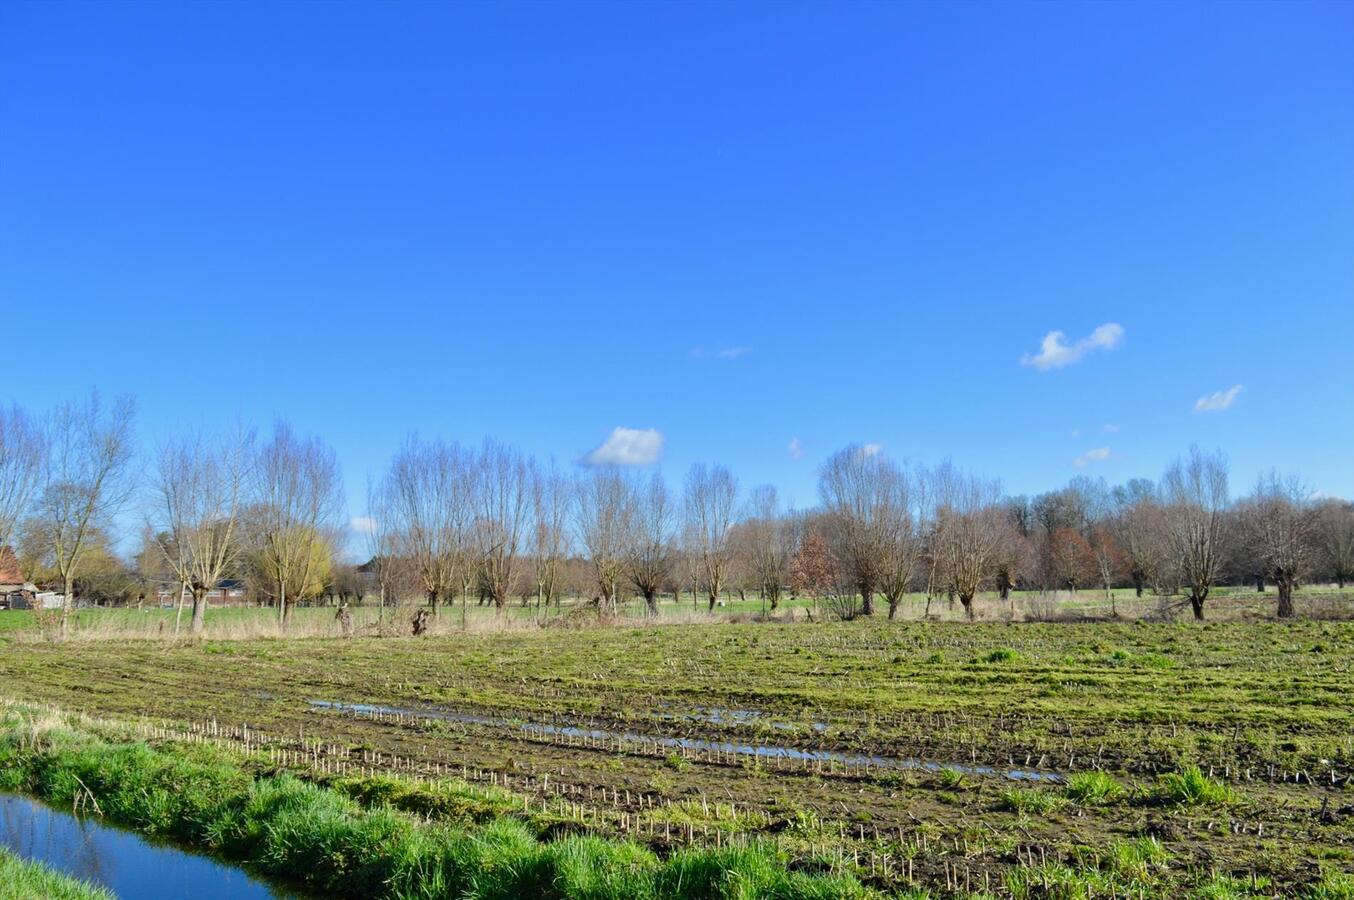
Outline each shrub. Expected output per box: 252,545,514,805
984,648,1020,664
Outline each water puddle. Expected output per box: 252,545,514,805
656,703,830,733
310,699,1062,782
0,793,299,899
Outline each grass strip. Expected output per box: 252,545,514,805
0,848,115,900
0,704,876,900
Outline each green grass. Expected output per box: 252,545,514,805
0,849,114,900
1152,765,1235,807
0,704,878,900
998,787,1065,815
1063,771,1124,805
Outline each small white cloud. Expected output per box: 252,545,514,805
1194,385,1243,413
1020,322,1124,371
582,427,665,466
690,346,751,360
349,516,378,535
787,437,804,460
1073,447,1111,468
1069,427,1082,438
1102,423,1120,434
860,443,883,458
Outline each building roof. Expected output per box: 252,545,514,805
0,546,23,584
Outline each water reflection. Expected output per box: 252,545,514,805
0,794,295,899
310,698,1063,782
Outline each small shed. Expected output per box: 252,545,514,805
0,545,40,610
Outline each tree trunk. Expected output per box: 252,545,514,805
860,586,874,617
174,580,187,636
1190,592,1205,621
190,586,207,635
1276,583,1294,618
960,593,975,621
887,597,900,620
1255,575,1265,593
1276,572,1295,618
644,590,658,617
1132,570,1145,598
278,579,287,628
60,575,74,640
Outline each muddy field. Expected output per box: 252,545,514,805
2,619,1350,895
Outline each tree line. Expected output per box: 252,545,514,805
1,394,1351,637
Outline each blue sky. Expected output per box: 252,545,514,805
3,0,1352,535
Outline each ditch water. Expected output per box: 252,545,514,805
0,793,298,899
310,698,1063,782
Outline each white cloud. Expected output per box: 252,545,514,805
1102,423,1120,434
860,443,883,458
349,516,378,536
1073,447,1111,468
1069,427,1082,438
787,437,804,460
1020,322,1124,371
582,427,665,466
1194,384,1243,413
690,346,751,360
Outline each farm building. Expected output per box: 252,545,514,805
0,545,43,610
154,578,250,608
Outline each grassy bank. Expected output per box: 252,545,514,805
0,703,875,900
0,849,114,900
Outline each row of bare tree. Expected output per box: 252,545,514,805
368,441,1354,623
3,395,1352,636
0,396,345,637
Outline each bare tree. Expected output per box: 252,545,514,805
819,448,925,618
149,429,251,635
0,403,43,552
788,515,832,606
1088,525,1129,611
1111,480,1169,597
34,394,136,638
363,475,408,620
1048,527,1096,593
475,440,533,610
531,462,572,614
1314,500,1354,589
741,485,792,613
817,447,888,616
251,421,344,628
1161,446,1229,621
628,472,674,615
1246,471,1315,618
929,462,1004,621
383,437,470,615
992,511,1034,605
683,464,739,611
878,466,926,620
574,468,635,613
